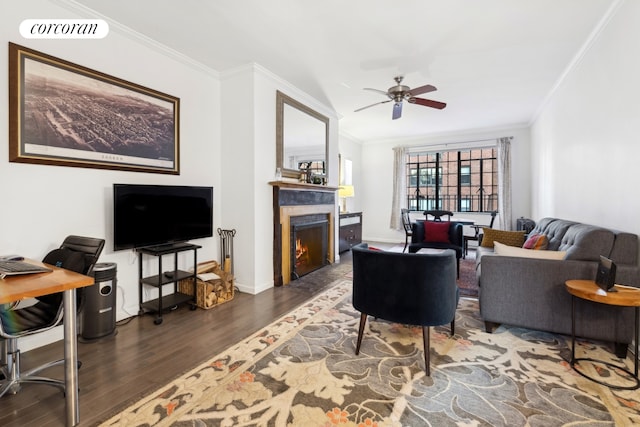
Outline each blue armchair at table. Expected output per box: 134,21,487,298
408,220,463,277
351,243,459,375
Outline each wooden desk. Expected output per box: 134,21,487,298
565,279,640,390
0,261,94,426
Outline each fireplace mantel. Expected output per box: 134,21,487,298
270,181,337,286
268,181,339,191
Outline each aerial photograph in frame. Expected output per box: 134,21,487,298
9,42,180,174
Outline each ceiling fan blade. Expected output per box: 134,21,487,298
354,99,392,112
407,84,437,96
363,88,391,97
409,97,447,110
392,102,403,120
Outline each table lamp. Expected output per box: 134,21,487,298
338,185,354,213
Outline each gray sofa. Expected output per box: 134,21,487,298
477,217,640,357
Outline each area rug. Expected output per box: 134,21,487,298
101,279,640,426
458,253,478,298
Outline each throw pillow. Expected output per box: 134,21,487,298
424,221,450,243
523,233,549,250
480,228,526,248
494,241,566,260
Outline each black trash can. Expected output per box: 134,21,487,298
82,262,117,340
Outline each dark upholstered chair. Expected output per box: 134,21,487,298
408,220,463,277
464,211,497,258
0,235,104,397
401,208,413,253
352,243,459,375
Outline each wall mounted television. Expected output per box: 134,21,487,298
113,184,213,251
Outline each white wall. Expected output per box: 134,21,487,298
3,3,340,352
530,0,640,237
1,1,221,350
220,64,340,294
358,127,531,245
337,133,363,214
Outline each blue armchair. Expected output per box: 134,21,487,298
408,220,463,277
351,243,459,375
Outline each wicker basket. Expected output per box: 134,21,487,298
178,260,234,309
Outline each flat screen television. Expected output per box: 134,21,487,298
113,184,213,251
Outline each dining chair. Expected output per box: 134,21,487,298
401,208,413,252
463,211,497,257
424,210,454,222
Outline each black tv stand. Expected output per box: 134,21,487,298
145,242,194,252
137,242,201,325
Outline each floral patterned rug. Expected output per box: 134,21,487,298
101,279,640,426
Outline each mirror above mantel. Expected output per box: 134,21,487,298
276,90,329,182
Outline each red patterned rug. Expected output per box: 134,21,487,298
458,252,478,298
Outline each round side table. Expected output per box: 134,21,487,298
565,279,640,390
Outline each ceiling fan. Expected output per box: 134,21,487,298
354,76,446,120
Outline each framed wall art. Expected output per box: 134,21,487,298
8,42,180,174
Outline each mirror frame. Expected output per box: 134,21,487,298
276,90,329,180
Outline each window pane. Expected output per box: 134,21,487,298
406,147,498,213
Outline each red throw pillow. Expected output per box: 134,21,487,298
523,233,549,250
424,221,451,243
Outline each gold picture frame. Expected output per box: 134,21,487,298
9,42,180,174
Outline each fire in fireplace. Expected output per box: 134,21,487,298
290,218,328,280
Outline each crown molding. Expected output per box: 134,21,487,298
529,0,624,125
52,0,219,77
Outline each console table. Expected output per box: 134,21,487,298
339,212,362,253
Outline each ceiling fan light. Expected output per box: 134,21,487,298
392,102,402,120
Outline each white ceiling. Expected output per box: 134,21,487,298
74,0,616,142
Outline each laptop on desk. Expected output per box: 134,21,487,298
0,260,53,279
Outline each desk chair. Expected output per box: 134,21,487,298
463,211,497,258
401,208,413,253
0,235,104,397
424,210,453,222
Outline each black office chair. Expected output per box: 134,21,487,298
352,243,459,375
0,235,104,397
463,211,497,257
401,208,413,253
424,210,454,222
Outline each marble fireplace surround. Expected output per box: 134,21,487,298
270,181,337,286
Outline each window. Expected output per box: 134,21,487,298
406,148,497,213
297,160,325,175
460,166,471,185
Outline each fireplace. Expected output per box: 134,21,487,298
270,181,337,286
290,217,329,280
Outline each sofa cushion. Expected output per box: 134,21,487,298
494,242,566,260
529,218,577,251
424,221,450,243
559,224,615,262
523,233,549,250
480,228,526,248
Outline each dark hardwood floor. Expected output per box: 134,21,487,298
1,251,355,427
